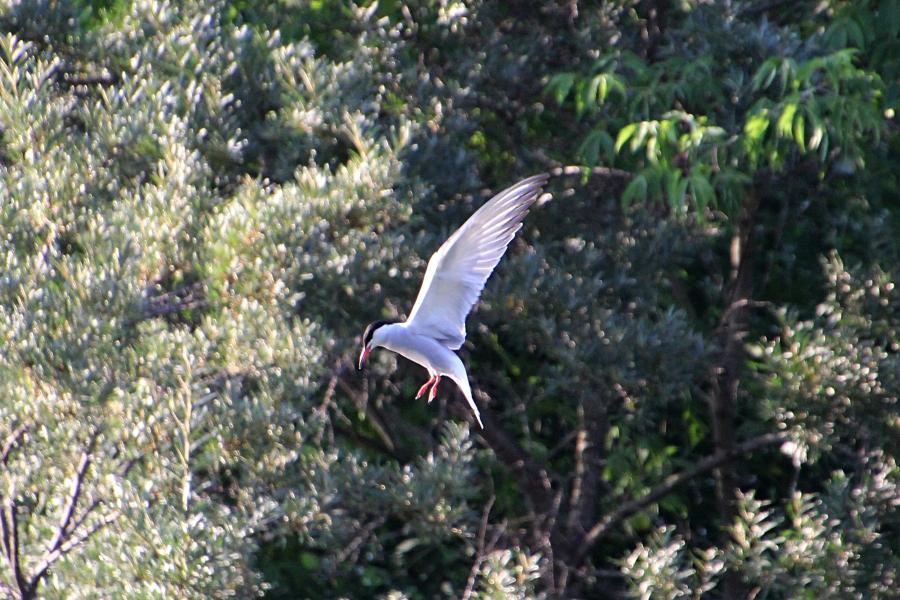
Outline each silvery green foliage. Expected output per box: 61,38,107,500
474,548,542,600
620,526,698,600
0,0,504,595
754,253,899,458
724,487,898,598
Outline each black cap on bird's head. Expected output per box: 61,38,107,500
358,319,397,370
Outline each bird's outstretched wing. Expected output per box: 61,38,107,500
405,174,549,350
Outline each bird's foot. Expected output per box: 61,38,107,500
415,375,437,400
428,375,441,403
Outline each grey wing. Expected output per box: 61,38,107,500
405,174,549,350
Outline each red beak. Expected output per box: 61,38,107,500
358,346,371,370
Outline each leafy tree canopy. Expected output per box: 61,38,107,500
0,1,896,598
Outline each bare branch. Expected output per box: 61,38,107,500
47,433,98,556
461,495,495,600
1,426,27,465
332,515,385,568
30,510,120,587
549,165,633,180
574,431,788,563
1,487,27,599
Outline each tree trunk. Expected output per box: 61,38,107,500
711,187,761,599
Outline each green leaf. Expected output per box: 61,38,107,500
751,59,778,91
793,111,806,152
645,133,658,163
665,170,688,213
546,72,576,105
578,129,614,166
689,173,715,211
744,111,770,143
574,78,586,117
608,73,627,99
597,73,608,104
584,74,601,112
780,58,797,91
807,109,825,151
846,18,865,48
621,174,647,208
631,121,653,153
615,123,638,153
777,102,798,138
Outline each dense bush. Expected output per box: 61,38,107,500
0,1,896,598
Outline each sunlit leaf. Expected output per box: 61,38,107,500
615,123,638,153
744,111,770,143
793,111,806,152
777,102,798,138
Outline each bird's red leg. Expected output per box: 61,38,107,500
428,375,441,403
416,375,437,400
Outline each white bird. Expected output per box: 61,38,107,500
357,174,549,428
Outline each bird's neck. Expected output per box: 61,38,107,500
375,322,408,350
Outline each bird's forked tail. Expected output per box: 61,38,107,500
450,375,483,429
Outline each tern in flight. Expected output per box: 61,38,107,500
357,174,549,428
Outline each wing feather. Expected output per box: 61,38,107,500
405,174,549,349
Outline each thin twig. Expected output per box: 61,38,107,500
549,165,633,180
31,510,120,586
461,496,496,600
1,426,27,465
333,516,385,568
48,430,99,555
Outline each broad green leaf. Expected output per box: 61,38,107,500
777,102,798,138
546,72,576,105
665,170,688,213
780,58,797,91
690,173,715,211
621,174,647,208
645,133,659,163
793,112,806,152
817,129,830,162
751,59,778,91
584,74,601,111
631,121,653,153
846,18,865,48
615,123,638,153
608,73,626,99
659,119,677,145
809,121,825,150
574,78,586,116
744,111,770,143
578,129,614,166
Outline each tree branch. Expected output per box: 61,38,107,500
567,397,611,537
30,510,120,589
1,426,26,466
47,430,99,555
469,390,556,517
711,186,763,599
461,495,495,600
573,431,788,563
